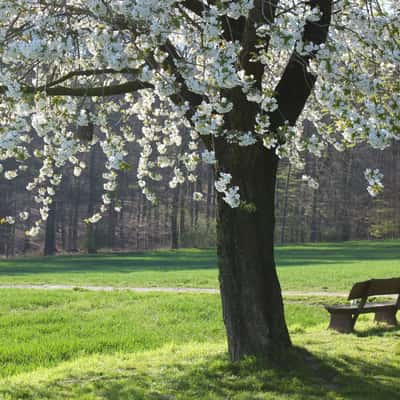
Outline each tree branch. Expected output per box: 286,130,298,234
43,68,142,89
180,0,208,17
270,0,333,130
0,80,153,97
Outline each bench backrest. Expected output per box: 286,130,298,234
348,278,400,301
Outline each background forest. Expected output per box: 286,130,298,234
1,120,399,257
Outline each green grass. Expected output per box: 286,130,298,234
0,240,399,398
0,289,398,399
0,290,223,378
0,289,330,379
0,240,399,292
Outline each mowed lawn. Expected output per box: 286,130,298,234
0,289,399,399
0,240,398,292
0,241,399,399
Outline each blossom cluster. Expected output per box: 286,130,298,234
0,0,398,233
364,168,384,197
214,173,241,208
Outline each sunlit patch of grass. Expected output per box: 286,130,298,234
0,284,398,399
0,322,398,400
0,290,224,378
0,289,338,379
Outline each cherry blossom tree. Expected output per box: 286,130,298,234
0,0,399,360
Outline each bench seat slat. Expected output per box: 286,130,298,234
325,302,397,314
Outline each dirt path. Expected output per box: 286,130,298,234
0,284,348,297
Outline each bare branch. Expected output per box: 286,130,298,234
270,0,333,129
43,68,143,89
0,80,153,97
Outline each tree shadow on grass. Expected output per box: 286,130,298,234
1,241,399,276
0,250,218,276
2,346,399,400
354,323,400,337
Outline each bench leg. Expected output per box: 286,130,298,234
328,313,354,333
374,309,397,326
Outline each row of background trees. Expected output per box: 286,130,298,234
1,123,399,257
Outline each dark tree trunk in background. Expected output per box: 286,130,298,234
119,203,126,249
141,199,148,249
179,183,186,244
206,167,214,230
153,204,161,248
87,147,97,253
340,152,352,241
170,185,180,249
310,190,319,242
44,204,57,256
280,164,291,244
107,205,116,249
189,182,195,228
137,197,143,249
216,145,290,361
69,180,80,252
310,158,319,242
194,176,201,228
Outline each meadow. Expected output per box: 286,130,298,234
0,240,398,292
0,240,399,399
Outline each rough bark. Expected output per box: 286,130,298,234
340,152,353,241
194,177,201,229
216,144,290,361
206,167,214,230
179,183,186,243
170,186,180,249
213,0,332,360
44,204,57,256
86,146,97,253
310,158,319,242
69,180,80,252
280,164,292,244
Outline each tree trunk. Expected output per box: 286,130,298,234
107,205,116,249
310,158,319,242
280,163,291,244
340,152,352,241
70,179,80,252
216,144,291,361
170,185,180,249
179,183,186,245
206,167,213,230
87,147,97,253
194,176,201,228
44,203,57,256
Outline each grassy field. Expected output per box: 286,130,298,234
0,289,398,399
0,289,333,378
0,240,398,292
0,240,399,399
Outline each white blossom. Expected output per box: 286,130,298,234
193,192,204,201
5,216,15,224
0,0,397,232
89,213,102,224
201,150,216,164
364,168,384,197
302,175,319,190
26,225,41,237
4,170,18,180
19,211,30,221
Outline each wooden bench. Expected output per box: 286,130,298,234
325,278,400,333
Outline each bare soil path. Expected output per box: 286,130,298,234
0,284,348,297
